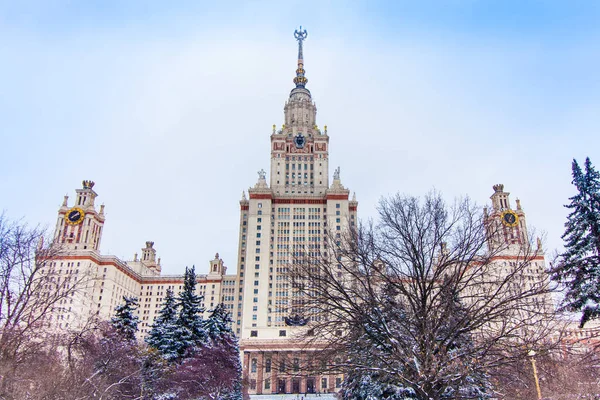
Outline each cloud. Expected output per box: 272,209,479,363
1,3,599,273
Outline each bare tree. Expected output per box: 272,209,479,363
493,345,600,399
0,213,87,398
290,192,559,399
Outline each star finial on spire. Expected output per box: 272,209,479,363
293,26,308,88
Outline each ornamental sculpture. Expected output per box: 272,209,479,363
285,314,308,326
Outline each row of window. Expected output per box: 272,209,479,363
249,377,342,391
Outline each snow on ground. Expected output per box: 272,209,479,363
250,394,337,400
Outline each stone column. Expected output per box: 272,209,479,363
242,352,251,397
300,352,307,393
256,352,264,395
271,352,279,394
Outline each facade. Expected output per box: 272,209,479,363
49,181,235,335
233,28,357,395
485,183,549,291
44,29,558,397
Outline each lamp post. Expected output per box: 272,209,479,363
527,350,542,400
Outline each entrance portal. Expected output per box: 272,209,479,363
278,379,286,394
292,378,300,394
306,377,315,394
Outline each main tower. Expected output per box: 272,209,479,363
235,29,357,396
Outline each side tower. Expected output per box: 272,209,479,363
236,28,357,397
483,184,553,314
484,183,530,254
47,181,141,332
54,180,105,251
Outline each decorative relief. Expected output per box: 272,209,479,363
273,142,286,151
315,142,327,152
289,145,311,154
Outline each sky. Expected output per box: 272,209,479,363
1,1,599,275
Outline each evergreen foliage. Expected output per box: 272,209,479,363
551,157,600,327
111,296,139,341
340,282,492,400
176,265,208,354
206,303,243,400
437,281,492,399
341,284,491,400
146,288,182,361
146,300,242,399
341,371,417,400
205,303,234,341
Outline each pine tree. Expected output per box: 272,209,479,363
341,281,492,400
217,333,243,400
340,284,418,400
437,283,492,400
551,157,600,327
205,303,234,341
111,296,139,341
176,266,208,354
205,303,243,400
146,288,182,361
341,371,417,400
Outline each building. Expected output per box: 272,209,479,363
45,29,555,398
48,28,354,396
49,179,235,335
233,28,357,396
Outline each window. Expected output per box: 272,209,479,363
322,378,328,389
265,358,272,372
250,379,257,390
293,358,300,372
265,379,271,390
279,330,287,337
251,358,257,373
250,330,258,337
336,377,342,388
279,359,286,372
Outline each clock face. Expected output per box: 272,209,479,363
501,210,519,227
294,134,305,148
65,207,85,225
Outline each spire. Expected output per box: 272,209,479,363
293,27,308,88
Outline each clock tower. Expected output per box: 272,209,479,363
269,27,330,196
484,184,532,255
54,180,105,251
236,28,357,396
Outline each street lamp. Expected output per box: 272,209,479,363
527,349,542,400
